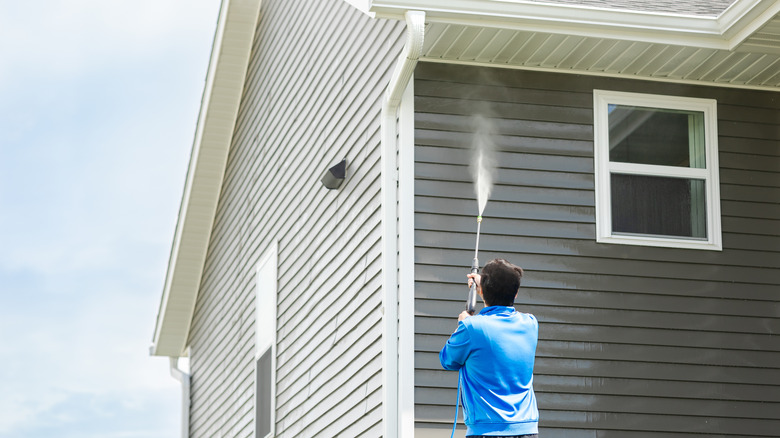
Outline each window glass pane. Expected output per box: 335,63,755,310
256,349,272,438
608,105,706,168
611,173,707,239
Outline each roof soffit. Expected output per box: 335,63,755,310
352,0,780,89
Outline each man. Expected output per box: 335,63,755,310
439,258,539,437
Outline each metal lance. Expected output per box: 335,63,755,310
466,215,482,315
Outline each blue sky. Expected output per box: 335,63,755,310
0,1,220,436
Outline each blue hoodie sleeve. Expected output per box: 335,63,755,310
439,321,472,370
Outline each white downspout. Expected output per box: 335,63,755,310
169,357,191,438
382,10,424,438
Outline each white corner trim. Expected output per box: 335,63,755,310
382,10,424,438
397,79,416,438
380,109,400,438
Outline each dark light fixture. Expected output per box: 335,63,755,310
320,158,347,190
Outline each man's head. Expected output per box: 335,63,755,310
480,258,524,306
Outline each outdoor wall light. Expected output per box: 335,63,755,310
320,158,347,190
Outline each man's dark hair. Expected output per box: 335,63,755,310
480,258,524,306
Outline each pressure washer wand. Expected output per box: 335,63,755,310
466,216,482,315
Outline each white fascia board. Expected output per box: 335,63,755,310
151,0,262,357
367,0,779,50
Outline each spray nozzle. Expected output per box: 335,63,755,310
477,215,482,223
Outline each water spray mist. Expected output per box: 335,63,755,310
466,115,496,315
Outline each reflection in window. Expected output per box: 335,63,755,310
608,105,706,169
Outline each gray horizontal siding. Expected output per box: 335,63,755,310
413,62,780,436
188,0,405,436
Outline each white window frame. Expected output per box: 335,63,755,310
593,90,722,251
255,242,278,438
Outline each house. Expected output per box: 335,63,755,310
150,0,780,436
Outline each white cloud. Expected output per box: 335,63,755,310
0,388,179,438
0,0,220,436
0,0,217,83
0,0,215,275
0,268,182,435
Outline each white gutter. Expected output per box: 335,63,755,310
381,10,424,438
169,357,191,438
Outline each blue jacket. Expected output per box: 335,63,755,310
440,306,539,436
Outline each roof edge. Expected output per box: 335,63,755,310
719,0,780,49
364,0,779,50
151,0,262,357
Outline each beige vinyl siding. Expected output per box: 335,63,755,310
187,0,405,436
413,62,780,436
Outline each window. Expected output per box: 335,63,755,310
255,243,278,437
593,90,722,250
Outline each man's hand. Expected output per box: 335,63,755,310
467,273,481,291
463,273,482,321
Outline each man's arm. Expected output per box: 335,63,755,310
439,272,481,369
439,322,471,370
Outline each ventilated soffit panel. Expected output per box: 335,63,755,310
421,16,780,89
